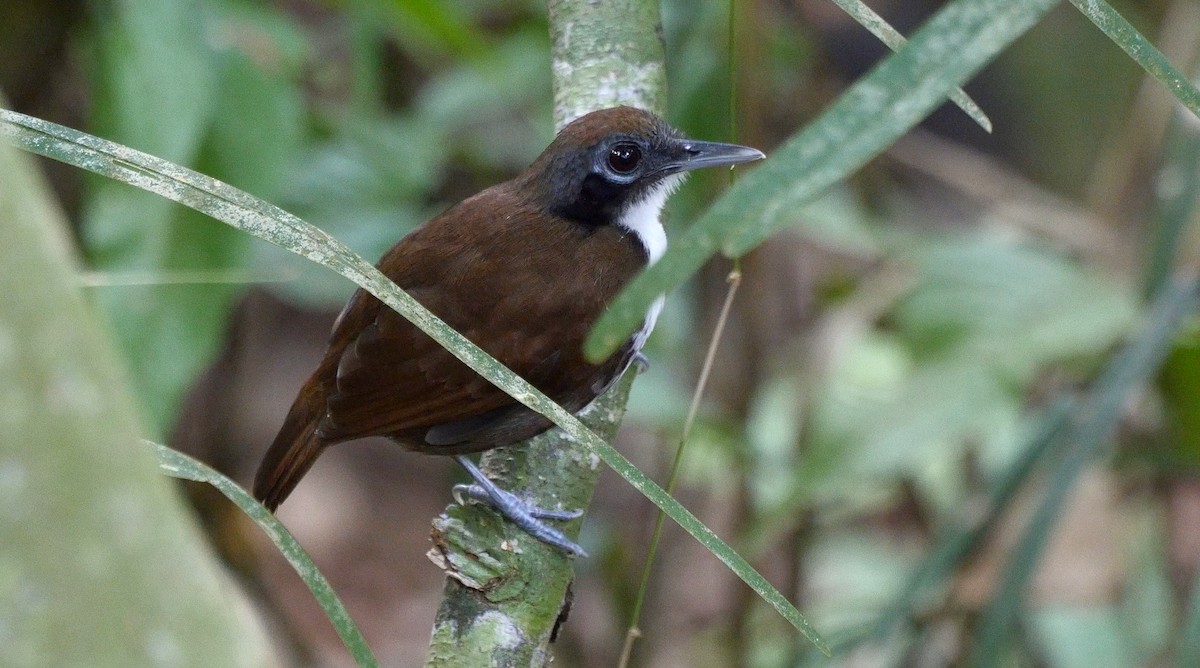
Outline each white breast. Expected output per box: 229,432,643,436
614,173,685,352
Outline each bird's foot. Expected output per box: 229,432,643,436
631,351,650,372
452,483,583,521
452,456,587,557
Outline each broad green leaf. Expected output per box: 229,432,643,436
85,0,217,264
84,0,221,434
262,115,443,308
203,51,306,199
896,239,1138,378
416,30,553,167
585,0,1059,361
853,239,1133,507
851,400,1074,652
88,0,216,169
0,100,275,668
84,2,310,433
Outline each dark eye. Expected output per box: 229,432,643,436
607,143,642,174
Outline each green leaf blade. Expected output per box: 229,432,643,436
1068,0,1200,121
830,0,992,132
149,443,380,668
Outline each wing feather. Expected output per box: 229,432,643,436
313,183,646,449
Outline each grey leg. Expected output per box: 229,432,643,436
452,455,587,557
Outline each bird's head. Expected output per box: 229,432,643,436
522,107,764,237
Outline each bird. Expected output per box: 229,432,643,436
253,106,764,556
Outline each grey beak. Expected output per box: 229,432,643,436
674,139,765,172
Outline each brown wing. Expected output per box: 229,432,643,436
316,181,647,451
255,180,648,508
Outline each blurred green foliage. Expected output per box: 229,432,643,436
8,0,1200,665
76,0,554,435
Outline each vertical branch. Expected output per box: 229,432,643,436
424,1,667,664
548,0,667,126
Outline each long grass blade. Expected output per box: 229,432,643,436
1068,0,1200,121
149,442,379,668
830,0,991,132
1144,95,1200,298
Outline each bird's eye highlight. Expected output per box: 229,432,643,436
607,143,642,174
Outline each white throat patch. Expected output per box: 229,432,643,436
614,173,685,264
615,173,684,352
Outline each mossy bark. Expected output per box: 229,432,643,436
426,373,634,666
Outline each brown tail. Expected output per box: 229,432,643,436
254,379,329,511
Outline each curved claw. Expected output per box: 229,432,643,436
452,456,588,557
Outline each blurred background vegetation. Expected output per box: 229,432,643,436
4,0,1200,665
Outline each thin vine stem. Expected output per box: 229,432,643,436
618,264,743,668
